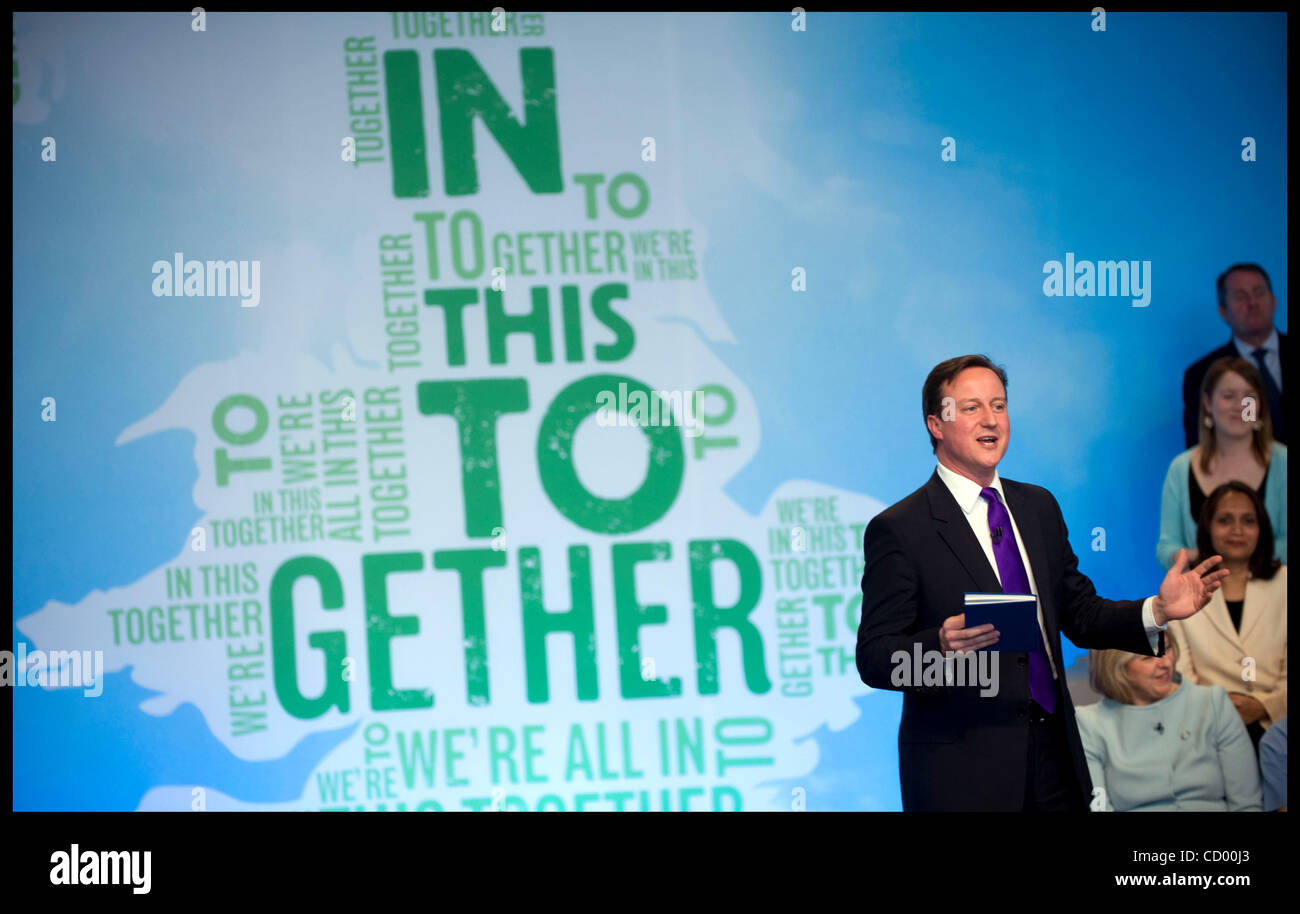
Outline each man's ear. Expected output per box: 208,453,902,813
926,413,944,444
1218,304,1232,327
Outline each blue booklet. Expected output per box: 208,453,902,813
963,593,1041,653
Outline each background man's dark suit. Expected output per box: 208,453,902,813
857,471,1163,812
1182,332,1288,447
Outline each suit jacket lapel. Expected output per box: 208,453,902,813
1202,591,1243,648
1002,480,1059,645
925,472,1001,593
1236,578,1266,644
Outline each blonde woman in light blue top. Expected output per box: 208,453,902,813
1158,357,1286,570
1076,638,1262,812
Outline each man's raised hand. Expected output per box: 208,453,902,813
1153,549,1230,626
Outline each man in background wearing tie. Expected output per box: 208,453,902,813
857,354,1229,811
1183,263,1287,446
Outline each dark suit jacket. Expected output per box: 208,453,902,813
1182,332,1288,447
856,471,1162,812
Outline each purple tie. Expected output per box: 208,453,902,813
979,487,1056,714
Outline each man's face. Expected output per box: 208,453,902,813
1219,269,1275,341
929,367,1009,481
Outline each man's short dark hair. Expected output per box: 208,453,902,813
1217,263,1272,310
922,355,1008,452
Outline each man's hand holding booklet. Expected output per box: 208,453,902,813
961,593,1040,652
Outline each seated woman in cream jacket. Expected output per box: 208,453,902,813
1167,480,1286,750
1158,357,1286,570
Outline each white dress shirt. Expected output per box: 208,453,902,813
934,462,1163,677
1233,327,1283,391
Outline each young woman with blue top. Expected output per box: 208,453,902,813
1158,356,1286,570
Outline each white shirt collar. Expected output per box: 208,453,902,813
1233,326,1279,359
934,461,1005,516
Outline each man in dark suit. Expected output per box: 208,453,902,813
1183,263,1287,446
857,355,1229,811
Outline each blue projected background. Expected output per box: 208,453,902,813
12,11,1286,811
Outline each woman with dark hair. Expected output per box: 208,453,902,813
1167,480,1286,751
1157,356,1287,570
